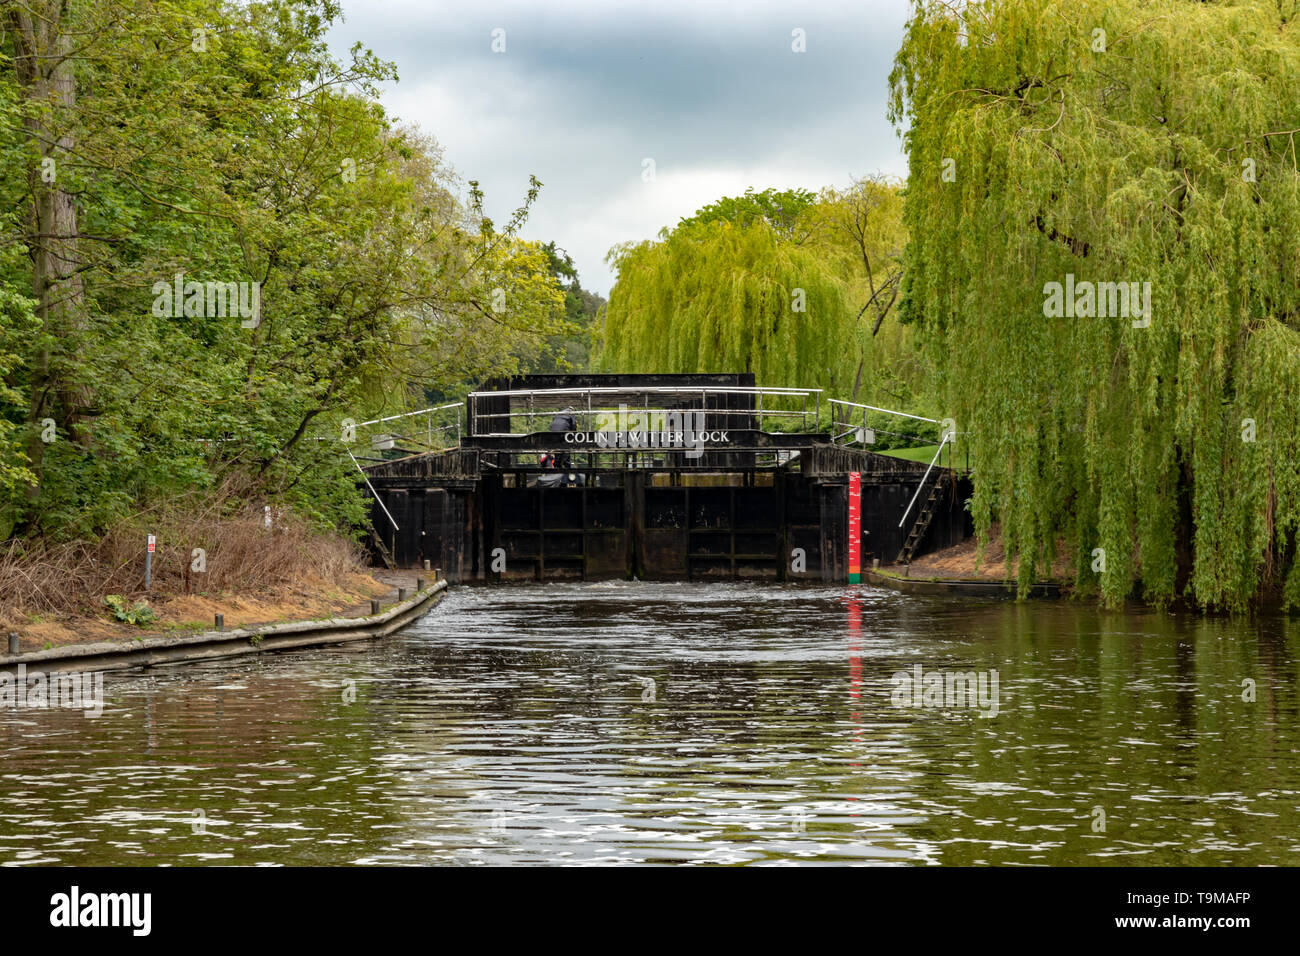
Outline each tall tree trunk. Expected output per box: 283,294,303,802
9,0,86,507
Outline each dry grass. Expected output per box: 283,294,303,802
0,503,382,646
904,525,1075,582
6,572,394,650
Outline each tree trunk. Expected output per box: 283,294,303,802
10,0,87,505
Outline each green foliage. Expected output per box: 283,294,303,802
103,595,157,626
0,283,38,514
597,182,937,441
674,186,817,240
0,0,567,543
805,177,925,408
889,0,1300,608
521,242,606,373
595,218,852,390
598,216,854,389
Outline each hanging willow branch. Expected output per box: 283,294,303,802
889,0,1300,610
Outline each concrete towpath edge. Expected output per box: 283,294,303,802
0,580,449,675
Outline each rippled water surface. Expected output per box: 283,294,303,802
2,582,1299,865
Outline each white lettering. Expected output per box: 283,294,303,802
50,886,150,936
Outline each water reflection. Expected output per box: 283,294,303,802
1,582,1297,865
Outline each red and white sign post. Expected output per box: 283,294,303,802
145,534,156,590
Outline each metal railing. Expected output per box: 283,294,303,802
829,398,939,447
348,402,465,452
466,385,823,437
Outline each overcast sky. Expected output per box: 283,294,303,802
327,0,912,296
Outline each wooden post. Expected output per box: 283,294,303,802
214,614,224,631
7,632,18,655
398,587,407,601
370,599,380,615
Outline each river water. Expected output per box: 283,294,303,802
1,582,1297,866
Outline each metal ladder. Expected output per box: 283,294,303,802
369,526,396,570
895,436,953,564
897,470,951,564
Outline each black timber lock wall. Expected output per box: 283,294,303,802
368,471,973,583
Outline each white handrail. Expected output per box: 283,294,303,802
829,397,940,425
470,385,824,435
898,436,950,529
467,385,821,399
354,402,464,428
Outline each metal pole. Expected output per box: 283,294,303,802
348,450,399,531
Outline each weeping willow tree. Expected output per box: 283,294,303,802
597,217,858,391
890,0,1300,608
807,177,927,410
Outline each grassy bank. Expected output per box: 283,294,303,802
877,444,942,464
875,444,975,469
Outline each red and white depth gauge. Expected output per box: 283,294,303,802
848,472,861,583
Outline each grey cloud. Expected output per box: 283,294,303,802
331,0,910,294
